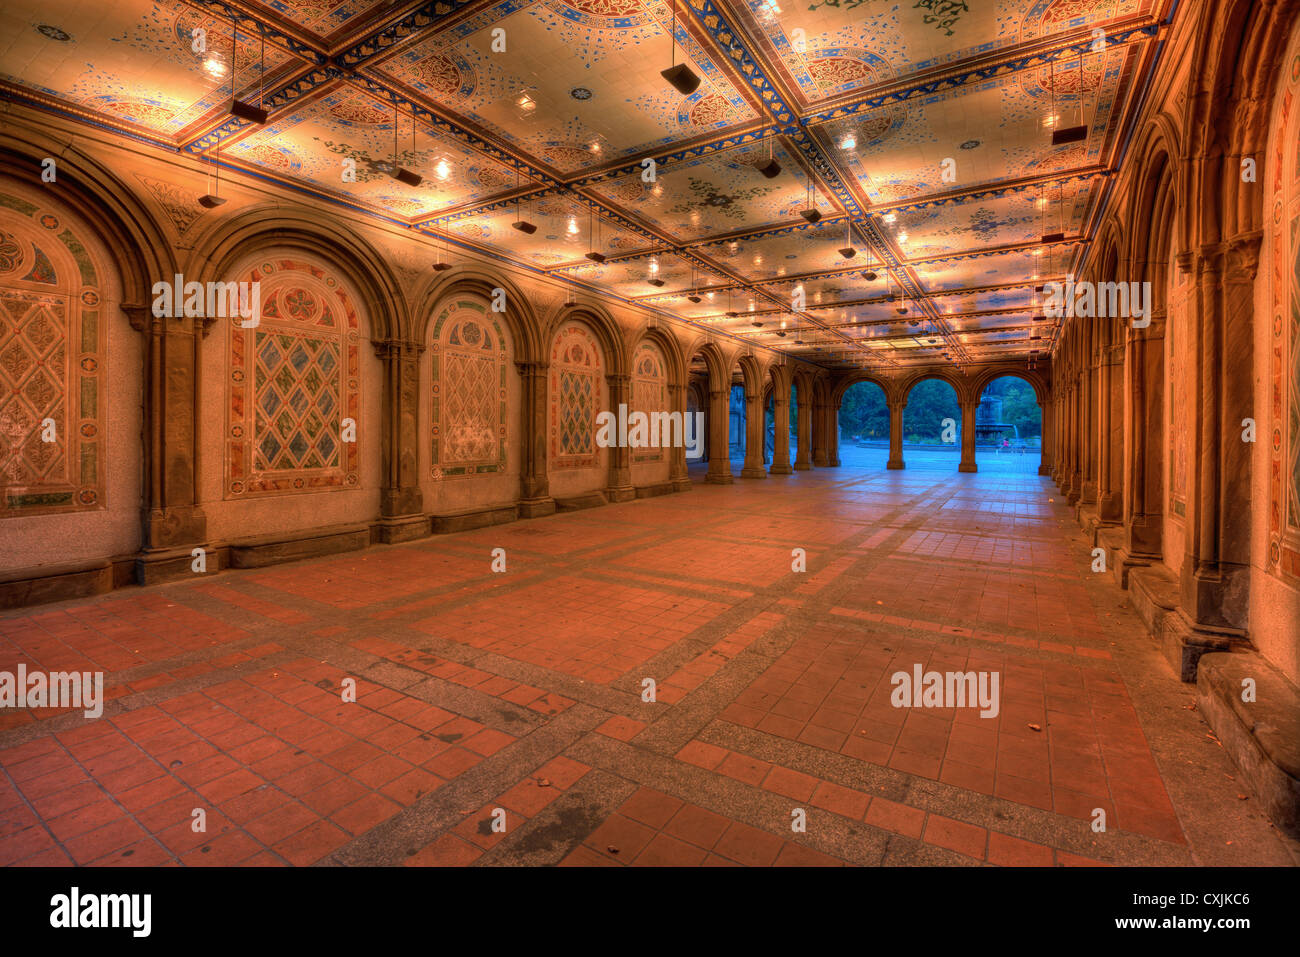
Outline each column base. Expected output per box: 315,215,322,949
1162,609,1248,683
1038,465,1050,475
887,459,905,470
793,462,812,471
740,467,767,479
605,485,636,503
769,464,793,475
958,462,977,473
517,496,557,519
671,478,694,492
136,545,223,585
374,515,431,543
705,473,734,485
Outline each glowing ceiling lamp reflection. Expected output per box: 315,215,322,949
567,216,579,235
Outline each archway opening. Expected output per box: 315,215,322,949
973,376,1042,473
837,380,890,469
902,379,961,470
728,377,746,468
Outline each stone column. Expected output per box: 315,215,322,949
887,400,905,469
1079,330,1099,507
604,372,635,501
1038,397,1051,476
741,386,766,478
828,402,841,466
133,305,209,583
1096,335,1125,523
516,360,555,518
706,388,733,484
374,338,427,542
958,398,977,472
1067,369,1084,504
770,385,792,474
794,395,813,470
1179,239,1256,637
812,396,830,467
1120,310,1166,569
669,382,691,491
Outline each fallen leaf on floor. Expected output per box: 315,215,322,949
536,778,552,788
1237,794,1248,800
1028,723,1042,732
606,845,619,854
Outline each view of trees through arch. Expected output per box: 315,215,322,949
838,376,1042,471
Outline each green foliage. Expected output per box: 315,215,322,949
903,379,961,443
984,377,1041,438
837,376,1042,444
838,381,888,439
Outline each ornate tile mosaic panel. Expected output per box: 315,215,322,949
226,258,361,497
549,320,602,469
0,191,104,517
430,296,509,477
631,339,667,463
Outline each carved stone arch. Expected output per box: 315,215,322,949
1126,115,1184,287
968,367,1048,408
831,371,892,408
192,208,405,343
0,133,201,554
546,301,627,377
0,134,175,323
416,267,541,364
736,353,764,398
791,367,819,406
1187,0,1300,241
629,324,687,387
684,339,728,391
898,370,963,407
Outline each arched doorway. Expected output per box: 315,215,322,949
902,378,961,471
838,380,890,470
973,376,1042,474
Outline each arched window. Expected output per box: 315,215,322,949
0,196,105,514
631,340,667,463
430,297,508,476
226,258,361,497
549,321,602,470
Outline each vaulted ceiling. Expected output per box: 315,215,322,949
0,0,1170,369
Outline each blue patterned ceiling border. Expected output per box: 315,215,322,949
415,187,558,226
184,0,329,64
182,66,341,154
569,125,784,187
334,0,492,68
681,0,795,125
876,171,1109,215
907,237,1084,268
805,22,1160,125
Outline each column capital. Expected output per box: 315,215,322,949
1225,229,1263,283
514,359,549,377
371,337,424,360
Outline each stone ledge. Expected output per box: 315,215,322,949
635,482,674,499
554,491,607,512
0,559,113,610
1128,564,1178,637
430,504,517,534
1196,651,1300,839
227,523,370,569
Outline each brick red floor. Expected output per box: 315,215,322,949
1,466,1297,866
